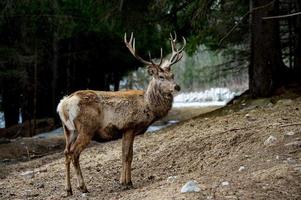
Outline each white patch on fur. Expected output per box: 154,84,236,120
57,95,80,131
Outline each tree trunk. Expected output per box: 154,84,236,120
249,0,284,97
66,41,72,93
32,43,38,136
2,78,20,127
114,73,120,91
51,0,59,122
294,0,301,72
119,0,124,11
51,32,58,118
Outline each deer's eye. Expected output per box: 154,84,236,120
159,75,165,81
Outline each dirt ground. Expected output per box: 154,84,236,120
0,106,218,162
0,94,301,200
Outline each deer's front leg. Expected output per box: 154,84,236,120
120,130,135,186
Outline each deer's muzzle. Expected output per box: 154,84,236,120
174,85,181,92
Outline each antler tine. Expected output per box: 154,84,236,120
132,38,135,51
171,37,186,64
170,32,177,42
158,48,163,66
170,52,180,63
167,33,186,67
172,49,185,65
148,51,151,60
130,32,133,44
169,33,177,52
124,32,153,66
124,32,127,42
178,36,186,52
148,51,155,66
148,49,164,67
124,32,135,56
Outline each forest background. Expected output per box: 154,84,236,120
0,0,300,136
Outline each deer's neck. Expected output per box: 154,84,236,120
145,79,173,119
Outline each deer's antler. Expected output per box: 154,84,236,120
124,32,185,71
165,32,186,69
124,33,163,68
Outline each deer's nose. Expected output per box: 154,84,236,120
174,84,181,92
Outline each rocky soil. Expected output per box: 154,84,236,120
0,93,301,200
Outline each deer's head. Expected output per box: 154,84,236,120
124,33,185,94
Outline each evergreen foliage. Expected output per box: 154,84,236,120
0,0,300,130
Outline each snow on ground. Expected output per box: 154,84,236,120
147,120,178,132
173,101,226,108
0,112,4,128
34,127,63,139
173,88,237,108
0,110,22,128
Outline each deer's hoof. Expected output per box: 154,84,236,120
64,149,69,155
119,181,133,190
78,185,89,193
66,189,73,196
120,179,132,185
126,181,133,186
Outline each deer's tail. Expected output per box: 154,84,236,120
57,95,80,131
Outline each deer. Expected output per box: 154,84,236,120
57,32,186,196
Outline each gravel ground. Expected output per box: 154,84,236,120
0,95,301,200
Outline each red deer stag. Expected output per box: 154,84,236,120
57,33,185,196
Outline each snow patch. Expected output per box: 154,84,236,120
147,120,178,132
0,112,4,128
34,127,63,139
173,88,237,108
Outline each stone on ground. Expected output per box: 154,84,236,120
180,180,201,193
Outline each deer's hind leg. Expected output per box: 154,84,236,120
63,125,74,196
70,129,92,193
64,153,72,196
63,125,77,155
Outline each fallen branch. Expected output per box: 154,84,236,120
263,12,301,20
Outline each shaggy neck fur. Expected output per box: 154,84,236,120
145,78,173,119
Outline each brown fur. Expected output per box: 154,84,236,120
57,33,184,196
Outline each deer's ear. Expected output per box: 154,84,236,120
147,66,158,76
